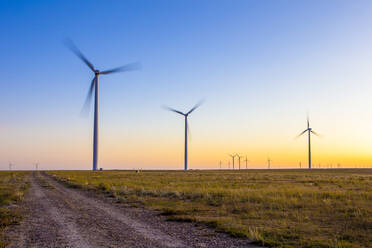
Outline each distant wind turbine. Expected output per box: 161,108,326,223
228,154,236,170
244,156,249,169
236,154,243,170
164,100,204,170
219,160,222,169
9,163,12,171
267,158,271,169
296,115,320,169
66,40,140,171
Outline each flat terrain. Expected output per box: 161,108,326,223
48,169,372,248
0,172,29,248
3,172,260,248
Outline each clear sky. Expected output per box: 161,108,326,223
1,0,372,170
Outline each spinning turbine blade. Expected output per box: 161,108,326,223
296,129,308,138
100,62,142,75
163,106,185,116
65,39,95,72
307,114,310,129
187,99,204,115
311,130,321,137
81,77,96,116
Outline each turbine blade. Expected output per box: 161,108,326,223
311,130,321,137
187,99,205,115
162,106,185,116
296,129,308,138
80,77,96,116
307,114,310,129
100,62,141,75
65,39,95,72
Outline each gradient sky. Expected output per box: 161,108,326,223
1,0,372,170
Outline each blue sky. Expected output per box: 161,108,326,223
1,0,372,170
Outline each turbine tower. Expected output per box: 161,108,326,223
228,154,236,169
164,100,203,170
297,115,320,169
267,158,271,169
236,154,243,170
66,40,140,171
244,156,249,169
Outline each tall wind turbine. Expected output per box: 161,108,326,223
236,154,243,170
296,115,320,169
267,158,271,169
66,40,140,171
228,154,236,169
164,101,203,170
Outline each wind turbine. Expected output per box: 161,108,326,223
219,160,222,169
244,156,249,169
164,101,203,170
66,40,140,171
267,158,271,169
296,115,320,169
236,154,243,170
9,163,12,171
228,154,236,169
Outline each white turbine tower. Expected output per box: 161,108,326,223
228,154,236,170
236,154,243,170
244,156,249,169
297,115,320,169
66,40,140,171
164,101,203,170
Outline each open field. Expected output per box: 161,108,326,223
4,172,257,248
0,172,29,248
49,169,372,248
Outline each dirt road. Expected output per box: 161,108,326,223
4,173,262,248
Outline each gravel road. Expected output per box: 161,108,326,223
4,172,262,248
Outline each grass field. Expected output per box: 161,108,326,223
0,172,29,248
48,169,372,248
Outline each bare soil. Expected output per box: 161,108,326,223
4,172,262,248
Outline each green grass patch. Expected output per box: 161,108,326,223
0,172,29,248
48,169,372,248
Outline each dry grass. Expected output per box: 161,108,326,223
0,172,29,248
48,169,372,248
